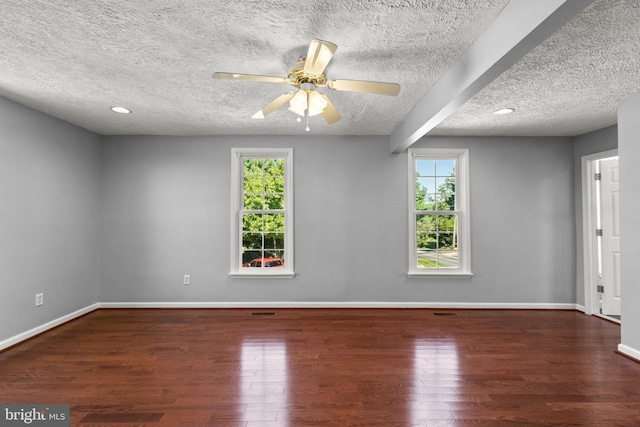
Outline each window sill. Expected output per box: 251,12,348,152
229,271,296,279
408,271,474,278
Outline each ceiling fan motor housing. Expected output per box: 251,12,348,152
288,59,327,88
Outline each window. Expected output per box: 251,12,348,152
230,148,294,278
408,148,471,277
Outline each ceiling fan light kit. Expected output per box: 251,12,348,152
288,87,327,117
213,39,400,131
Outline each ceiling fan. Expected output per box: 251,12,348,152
213,39,400,130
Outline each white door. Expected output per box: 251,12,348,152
600,158,621,316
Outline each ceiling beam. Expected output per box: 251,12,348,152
389,0,595,153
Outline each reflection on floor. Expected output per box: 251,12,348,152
2,308,639,425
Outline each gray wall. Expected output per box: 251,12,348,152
619,92,640,353
0,97,100,342
99,134,576,305
0,95,586,346
573,126,618,306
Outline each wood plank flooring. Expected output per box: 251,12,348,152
1,309,639,426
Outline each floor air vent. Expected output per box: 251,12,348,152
432,312,457,316
250,312,276,316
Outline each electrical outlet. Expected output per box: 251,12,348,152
35,293,44,307
184,275,191,285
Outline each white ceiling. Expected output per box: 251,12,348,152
0,0,638,139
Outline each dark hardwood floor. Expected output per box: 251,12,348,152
1,309,639,426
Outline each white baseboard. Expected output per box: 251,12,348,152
0,303,99,351
0,302,583,351
618,343,640,362
98,301,581,310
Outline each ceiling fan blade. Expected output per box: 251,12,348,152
317,93,341,124
252,92,296,119
303,39,338,75
328,79,400,96
213,72,287,84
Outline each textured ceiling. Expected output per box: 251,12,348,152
433,0,640,136
0,0,638,138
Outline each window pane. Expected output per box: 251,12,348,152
438,214,456,232
242,232,263,249
417,248,438,269
265,177,284,193
242,214,262,232
265,193,284,210
416,159,435,177
441,178,455,196
438,232,455,248
423,194,437,210
438,254,458,268
436,176,451,192
440,251,458,268
243,177,262,193
264,213,284,231
436,159,455,177
416,214,436,233
264,232,284,249
264,258,283,267
243,159,263,177
242,250,263,266
264,159,284,176
244,193,263,210
416,233,436,250
269,250,285,264
416,177,435,194
436,193,455,211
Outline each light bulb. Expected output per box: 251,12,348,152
307,91,328,116
305,126,310,132
296,116,301,122
288,90,308,116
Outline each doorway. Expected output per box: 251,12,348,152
582,150,620,323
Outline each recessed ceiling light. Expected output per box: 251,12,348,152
494,108,515,115
111,106,131,114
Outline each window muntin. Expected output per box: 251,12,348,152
409,149,471,277
231,149,293,277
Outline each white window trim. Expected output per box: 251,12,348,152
230,148,294,278
408,148,472,278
